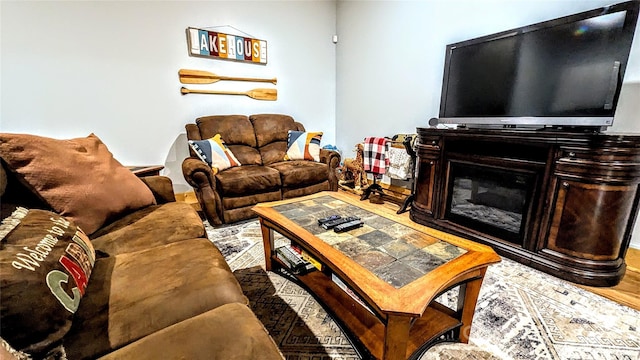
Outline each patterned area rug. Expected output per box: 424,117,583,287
206,220,640,360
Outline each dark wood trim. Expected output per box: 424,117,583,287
410,128,640,287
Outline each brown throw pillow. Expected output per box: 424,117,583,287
0,133,156,234
0,208,96,356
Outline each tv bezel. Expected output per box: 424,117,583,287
436,1,640,131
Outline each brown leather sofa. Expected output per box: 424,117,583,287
0,133,283,360
182,114,341,225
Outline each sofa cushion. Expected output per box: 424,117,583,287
188,134,241,171
0,208,95,356
284,131,323,162
282,181,329,199
250,114,296,147
259,141,289,166
0,133,156,235
222,190,282,223
269,160,330,187
97,303,284,360
215,165,281,196
250,114,302,165
195,115,262,165
89,202,205,256
64,238,247,360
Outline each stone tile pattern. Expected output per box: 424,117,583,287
272,196,466,288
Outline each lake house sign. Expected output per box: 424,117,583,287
186,27,267,64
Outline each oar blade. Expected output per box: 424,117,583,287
246,88,278,101
179,75,220,84
178,69,215,78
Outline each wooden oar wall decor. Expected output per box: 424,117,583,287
178,68,277,101
179,69,277,85
180,87,277,101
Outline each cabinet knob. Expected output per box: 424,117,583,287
430,161,434,165
431,140,437,145
562,181,570,188
568,152,576,158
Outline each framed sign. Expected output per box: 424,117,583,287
186,27,267,64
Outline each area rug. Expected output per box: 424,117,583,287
206,220,640,360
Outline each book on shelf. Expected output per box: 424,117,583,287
331,273,375,315
289,242,323,271
290,243,303,254
275,245,316,275
300,249,323,271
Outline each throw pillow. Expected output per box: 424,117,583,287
284,131,323,162
0,208,95,356
188,134,241,170
0,133,156,235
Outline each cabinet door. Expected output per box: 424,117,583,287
413,135,442,218
414,157,438,216
545,178,638,261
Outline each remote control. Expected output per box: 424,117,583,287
334,219,364,233
321,216,360,230
318,214,341,225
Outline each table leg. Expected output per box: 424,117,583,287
457,269,487,343
259,218,274,271
383,315,412,360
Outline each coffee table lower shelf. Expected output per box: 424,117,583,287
272,258,463,359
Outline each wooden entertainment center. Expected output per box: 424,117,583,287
410,128,640,287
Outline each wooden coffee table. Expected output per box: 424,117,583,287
253,191,500,360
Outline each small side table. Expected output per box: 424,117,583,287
127,165,164,177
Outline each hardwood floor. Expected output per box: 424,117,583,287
579,248,640,311
337,189,640,311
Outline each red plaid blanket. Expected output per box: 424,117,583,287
363,137,389,175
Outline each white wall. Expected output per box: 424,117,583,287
335,0,640,249
2,0,639,249
1,0,337,193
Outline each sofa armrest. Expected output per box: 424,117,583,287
319,149,341,191
320,148,341,169
182,157,219,187
182,157,223,225
139,176,176,204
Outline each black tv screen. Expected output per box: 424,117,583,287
438,1,639,130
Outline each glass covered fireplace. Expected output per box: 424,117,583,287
445,161,538,245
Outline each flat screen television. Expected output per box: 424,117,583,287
435,1,639,131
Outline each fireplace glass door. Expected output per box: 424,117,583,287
445,161,537,245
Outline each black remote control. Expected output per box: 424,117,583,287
334,219,364,233
321,216,360,230
318,214,341,225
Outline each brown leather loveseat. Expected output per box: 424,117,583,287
182,114,341,226
0,133,283,360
